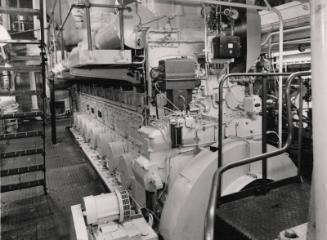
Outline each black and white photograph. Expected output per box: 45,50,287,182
0,0,322,239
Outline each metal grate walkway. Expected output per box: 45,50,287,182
1,121,106,240
215,183,310,240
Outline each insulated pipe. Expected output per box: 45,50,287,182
308,1,327,239
119,7,125,50
268,38,311,57
59,0,65,60
261,26,310,47
85,0,93,50
179,0,268,11
264,0,284,148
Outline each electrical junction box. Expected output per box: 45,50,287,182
158,58,199,90
212,36,241,59
158,58,201,110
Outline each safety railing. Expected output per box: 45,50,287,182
205,71,311,240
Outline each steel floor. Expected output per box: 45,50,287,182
215,182,310,240
1,120,107,240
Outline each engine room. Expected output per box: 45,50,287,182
0,0,320,240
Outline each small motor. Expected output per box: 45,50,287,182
83,190,131,225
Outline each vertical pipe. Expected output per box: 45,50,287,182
262,77,267,185
275,11,283,149
308,1,327,239
58,0,65,60
29,72,39,111
119,7,125,50
218,77,224,168
263,0,284,148
51,20,57,64
85,6,92,50
297,78,303,178
50,77,57,144
1,0,9,29
39,0,47,194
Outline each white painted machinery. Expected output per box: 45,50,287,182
65,1,307,240
71,190,158,240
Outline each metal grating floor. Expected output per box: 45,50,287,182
1,120,107,240
215,182,310,240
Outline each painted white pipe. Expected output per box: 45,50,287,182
261,26,310,47
263,0,284,148
179,0,268,11
268,38,311,59
29,72,39,111
308,1,327,239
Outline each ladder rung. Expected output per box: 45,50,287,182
1,179,45,193
0,90,42,96
0,7,40,16
0,111,43,119
0,148,43,159
0,39,40,44
0,131,43,140
1,164,44,177
0,65,41,72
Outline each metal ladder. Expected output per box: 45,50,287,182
0,0,47,194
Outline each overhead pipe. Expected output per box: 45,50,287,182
177,0,268,11
261,26,310,47
268,38,311,57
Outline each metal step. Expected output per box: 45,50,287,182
0,90,42,97
0,148,44,159
1,164,44,177
0,65,41,72
0,7,40,16
1,179,45,193
0,131,43,140
0,111,43,119
0,39,40,44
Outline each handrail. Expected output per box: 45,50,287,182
205,70,311,240
217,73,291,168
